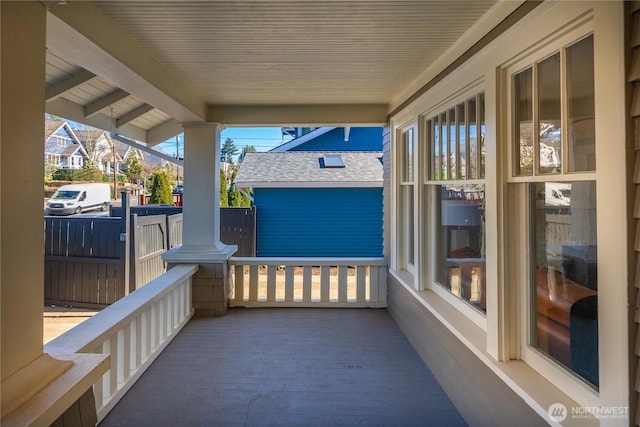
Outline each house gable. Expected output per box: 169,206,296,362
44,120,88,168
289,127,383,152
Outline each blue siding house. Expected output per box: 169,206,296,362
272,127,382,152
235,127,383,257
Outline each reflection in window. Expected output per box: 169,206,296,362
567,36,595,172
538,53,561,175
479,93,486,179
435,184,486,312
458,103,467,180
428,93,485,181
468,98,477,179
514,35,594,177
514,68,533,176
399,128,415,271
531,181,598,387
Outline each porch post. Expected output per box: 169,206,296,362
163,122,237,316
1,4,107,425
1,0,47,382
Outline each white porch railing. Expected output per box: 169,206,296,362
45,264,198,422
229,257,387,308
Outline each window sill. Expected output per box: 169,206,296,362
390,276,599,425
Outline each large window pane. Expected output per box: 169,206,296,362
538,53,561,175
435,184,486,312
567,36,595,172
514,68,533,176
531,181,598,387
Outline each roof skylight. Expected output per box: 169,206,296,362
323,154,345,168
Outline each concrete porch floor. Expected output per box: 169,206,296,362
100,308,467,426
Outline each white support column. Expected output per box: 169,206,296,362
163,122,237,262
163,123,237,317
1,1,48,381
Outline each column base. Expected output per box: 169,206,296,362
163,244,237,316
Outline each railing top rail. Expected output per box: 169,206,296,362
229,257,386,266
45,264,198,355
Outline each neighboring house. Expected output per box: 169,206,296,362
236,127,383,257
271,127,382,152
44,120,88,169
74,129,122,174
114,140,142,165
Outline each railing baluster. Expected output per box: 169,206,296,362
320,265,330,302
267,265,276,302
122,324,131,384
234,264,244,302
370,265,380,306
109,335,118,398
338,265,348,302
285,266,294,302
303,266,312,302
249,264,258,302
357,266,366,302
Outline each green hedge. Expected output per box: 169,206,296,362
52,168,103,182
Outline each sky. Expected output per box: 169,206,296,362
156,127,293,160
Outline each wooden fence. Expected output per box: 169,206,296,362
111,206,255,256
45,206,254,308
45,217,128,307
220,207,255,257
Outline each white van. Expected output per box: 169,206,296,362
46,183,111,215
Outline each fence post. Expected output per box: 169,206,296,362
121,190,131,295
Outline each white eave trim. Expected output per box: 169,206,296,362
235,181,383,189
270,127,335,152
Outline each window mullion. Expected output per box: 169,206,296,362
560,47,569,175
532,63,540,176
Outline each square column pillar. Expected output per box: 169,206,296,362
1,1,47,381
163,123,237,316
1,4,107,425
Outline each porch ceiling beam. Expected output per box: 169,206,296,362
84,89,129,118
45,69,96,101
46,97,148,142
208,104,389,127
115,104,154,128
46,3,207,123
111,134,183,167
146,119,183,147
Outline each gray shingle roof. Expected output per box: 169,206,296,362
235,151,383,188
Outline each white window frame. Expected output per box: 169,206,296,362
421,89,488,329
395,125,417,276
502,14,628,408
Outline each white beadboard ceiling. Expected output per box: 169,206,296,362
44,0,500,144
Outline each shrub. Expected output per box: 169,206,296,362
220,170,229,207
52,168,103,182
149,170,173,204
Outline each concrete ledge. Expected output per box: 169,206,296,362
1,353,109,426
